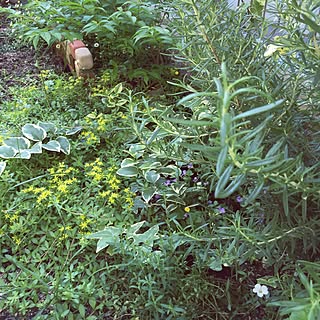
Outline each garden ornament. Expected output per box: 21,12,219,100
57,40,94,78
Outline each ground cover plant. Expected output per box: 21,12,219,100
0,0,320,319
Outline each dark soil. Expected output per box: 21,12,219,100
0,14,63,100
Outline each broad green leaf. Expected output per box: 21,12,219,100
42,140,61,152
121,158,138,168
0,145,17,159
127,221,145,235
128,144,145,158
142,186,156,203
145,170,160,183
288,310,308,320
208,257,223,271
15,150,31,159
56,136,70,154
78,304,86,318
130,225,159,245
233,99,285,121
22,124,47,141
29,142,42,154
87,226,122,252
4,137,30,150
40,31,52,45
0,162,6,175
38,122,57,134
117,166,138,177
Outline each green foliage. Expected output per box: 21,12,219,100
1,0,320,319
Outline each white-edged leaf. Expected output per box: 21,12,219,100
142,187,156,203
66,126,82,135
56,136,70,154
144,170,160,183
121,158,138,168
0,162,6,175
29,142,43,154
38,122,57,134
0,146,17,159
15,150,31,159
117,166,138,177
42,140,61,152
4,137,30,150
22,124,47,141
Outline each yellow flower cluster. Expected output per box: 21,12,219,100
81,130,100,146
85,158,104,182
22,162,78,204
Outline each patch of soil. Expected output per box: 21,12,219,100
0,14,63,99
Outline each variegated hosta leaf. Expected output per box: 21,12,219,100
22,124,47,141
0,145,17,159
3,137,30,150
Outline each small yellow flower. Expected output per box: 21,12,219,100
184,207,191,213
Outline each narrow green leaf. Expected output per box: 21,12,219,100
245,180,264,204
297,14,320,33
220,113,232,146
265,138,285,157
239,115,273,144
78,304,86,318
302,196,307,222
165,117,218,127
216,145,228,176
283,186,289,217
217,173,246,199
233,99,285,121
177,92,217,106
215,165,233,198
245,155,279,168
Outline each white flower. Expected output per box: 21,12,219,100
94,43,100,48
253,284,269,297
264,44,282,57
